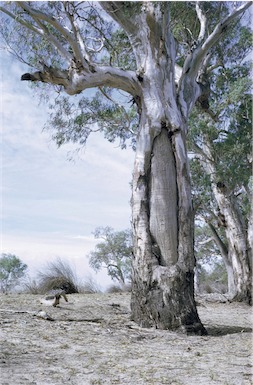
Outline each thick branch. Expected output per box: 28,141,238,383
201,2,252,58
20,65,140,97
178,1,251,118
191,139,215,164
193,2,252,77
207,222,229,262
196,2,207,42
16,2,74,42
63,2,90,64
69,65,139,96
21,66,69,87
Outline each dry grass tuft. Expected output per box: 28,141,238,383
37,258,79,294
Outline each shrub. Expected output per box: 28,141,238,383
106,284,123,294
37,258,79,294
198,261,228,294
23,277,40,294
106,283,132,293
79,276,102,294
0,253,28,293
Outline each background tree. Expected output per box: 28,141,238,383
88,227,132,287
188,35,252,304
0,1,251,333
0,253,28,293
194,224,228,294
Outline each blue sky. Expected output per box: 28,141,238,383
1,51,135,289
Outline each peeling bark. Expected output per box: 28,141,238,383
130,118,205,333
149,128,178,266
216,191,252,305
20,64,139,96
130,76,205,333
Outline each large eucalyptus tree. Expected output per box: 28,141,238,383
189,42,252,304
0,1,251,333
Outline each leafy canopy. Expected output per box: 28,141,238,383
1,2,250,151
189,60,252,213
0,253,28,293
88,227,132,286
188,20,252,279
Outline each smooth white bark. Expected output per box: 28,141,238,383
199,141,251,301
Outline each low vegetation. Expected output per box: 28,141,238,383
0,253,28,293
36,258,79,294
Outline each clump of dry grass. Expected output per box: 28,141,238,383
23,277,41,294
106,285,123,294
79,276,102,294
106,283,132,293
37,258,79,294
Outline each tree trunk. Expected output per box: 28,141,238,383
200,143,252,305
123,3,207,335
130,89,206,333
246,187,253,273
207,222,236,295
131,124,206,334
216,191,252,304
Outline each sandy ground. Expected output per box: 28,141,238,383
0,292,252,385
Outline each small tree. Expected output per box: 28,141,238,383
0,253,28,293
88,227,132,287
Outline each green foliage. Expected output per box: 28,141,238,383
88,227,133,286
0,2,113,68
170,2,200,52
189,59,252,214
0,253,28,293
195,224,222,265
170,2,231,66
46,88,138,150
1,2,249,153
198,260,228,294
188,19,252,293
207,261,228,285
104,29,136,70
194,222,229,294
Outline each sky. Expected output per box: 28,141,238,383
0,51,135,290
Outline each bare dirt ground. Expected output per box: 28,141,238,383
0,292,252,385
